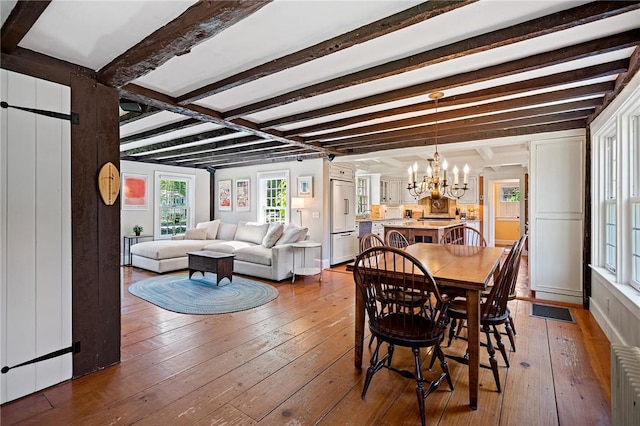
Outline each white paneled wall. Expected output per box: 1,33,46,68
530,136,585,304
0,70,72,403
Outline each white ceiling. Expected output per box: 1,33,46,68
2,0,639,173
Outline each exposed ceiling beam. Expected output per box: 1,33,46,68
191,152,328,170
118,84,341,156
476,146,494,161
247,30,639,126
120,117,202,143
119,106,161,125
325,107,593,149
270,60,622,132
98,0,273,88
346,120,587,155
120,127,242,155
178,147,314,168
307,93,603,143
589,44,640,123
223,2,640,118
175,0,476,104
1,0,52,54
132,137,275,162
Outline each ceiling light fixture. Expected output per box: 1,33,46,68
407,92,469,202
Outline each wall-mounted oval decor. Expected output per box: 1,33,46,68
98,162,120,205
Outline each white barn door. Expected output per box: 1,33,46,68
1,70,72,403
530,136,585,304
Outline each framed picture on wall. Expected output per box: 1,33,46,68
235,178,250,211
122,173,148,210
218,179,232,211
297,176,313,197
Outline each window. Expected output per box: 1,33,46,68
154,172,195,239
501,186,520,202
257,170,289,224
497,183,520,219
356,176,370,214
604,136,617,273
631,116,640,289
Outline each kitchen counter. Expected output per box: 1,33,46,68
384,221,463,244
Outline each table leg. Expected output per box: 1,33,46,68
466,289,480,410
354,285,364,370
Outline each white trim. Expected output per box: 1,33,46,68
153,171,196,240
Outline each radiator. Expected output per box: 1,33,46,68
611,344,640,426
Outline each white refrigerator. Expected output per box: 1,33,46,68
330,179,358,265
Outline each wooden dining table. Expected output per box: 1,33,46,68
353,242,504,410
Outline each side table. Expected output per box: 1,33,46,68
291,241,322,283
123,234,153,266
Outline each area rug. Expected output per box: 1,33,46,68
128,272,279,315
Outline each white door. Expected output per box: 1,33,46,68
1,70,72,403
529,136,584,304
331,180,354,233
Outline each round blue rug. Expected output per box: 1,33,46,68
128,272,279,314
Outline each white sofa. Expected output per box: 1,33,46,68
130,220,308,281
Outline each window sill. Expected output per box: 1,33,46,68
591,265,640,315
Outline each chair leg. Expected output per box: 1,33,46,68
367,333,375,349
412,347,427,426
447,318,458,347
362,339,383,399
483,325,501,393
492,325,510,368
509,313,517,335
435,345,454,391
504,321,516,352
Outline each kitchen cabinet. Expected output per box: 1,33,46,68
380,178,389,203
329,164,354,181
388,179,402,204
456,175,479,205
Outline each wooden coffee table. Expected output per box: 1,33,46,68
186,251,235,285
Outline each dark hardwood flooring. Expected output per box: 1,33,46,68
1,255,611,425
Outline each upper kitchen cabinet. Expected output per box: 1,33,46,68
380,178,388,203
455,175,479,205
387,179,402,205
329,164,354,181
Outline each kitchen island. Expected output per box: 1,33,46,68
384,221,462,244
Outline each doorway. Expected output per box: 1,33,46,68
485,178,525,248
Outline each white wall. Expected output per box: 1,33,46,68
213,158,327,247
120,160,211,240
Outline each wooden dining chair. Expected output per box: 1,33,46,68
443,237,525,393
360,232,384,253
353,246,454,426
385,230,409,249
439,225,486,246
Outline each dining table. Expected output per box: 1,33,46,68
353,242,505,410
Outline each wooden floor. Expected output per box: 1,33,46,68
1,256,612,425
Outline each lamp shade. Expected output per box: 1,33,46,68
291,197,305,209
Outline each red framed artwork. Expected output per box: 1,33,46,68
122,173,148,210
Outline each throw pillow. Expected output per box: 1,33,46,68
196,219,221,239
235,221,270,245
216,222,238,240
275,223,308,246
184,228,207,240
262,223,284,248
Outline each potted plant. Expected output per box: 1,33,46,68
133,225,143,236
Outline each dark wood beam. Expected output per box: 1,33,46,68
178,146,307,165
180,150,322,169
589,45,640,123
1,47,96,86
346,120,587,154
176,0,476,104
304,89,604,142
118,106,160,126
278,62,622,134
118,83,340,155
120,117,202,143
120,127,240,155
325,108,593,148
98,0,273,87
130,136,269,161
223,2,640,118
235,30,639,123
1,0,51,53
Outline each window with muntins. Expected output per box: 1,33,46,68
604,136,617,273
257,170,289,224
631,116,640,289
356,176,370,215
154,172,195,239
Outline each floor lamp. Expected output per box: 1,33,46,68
291,197,305,227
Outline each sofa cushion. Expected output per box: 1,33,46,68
184,228,207,240
275,223,308,246
196,219,221,239
130,240,209,260
216,222,237,240
203,240,254,254
262,223,284,248
234,245,272,266
234,221,269,244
